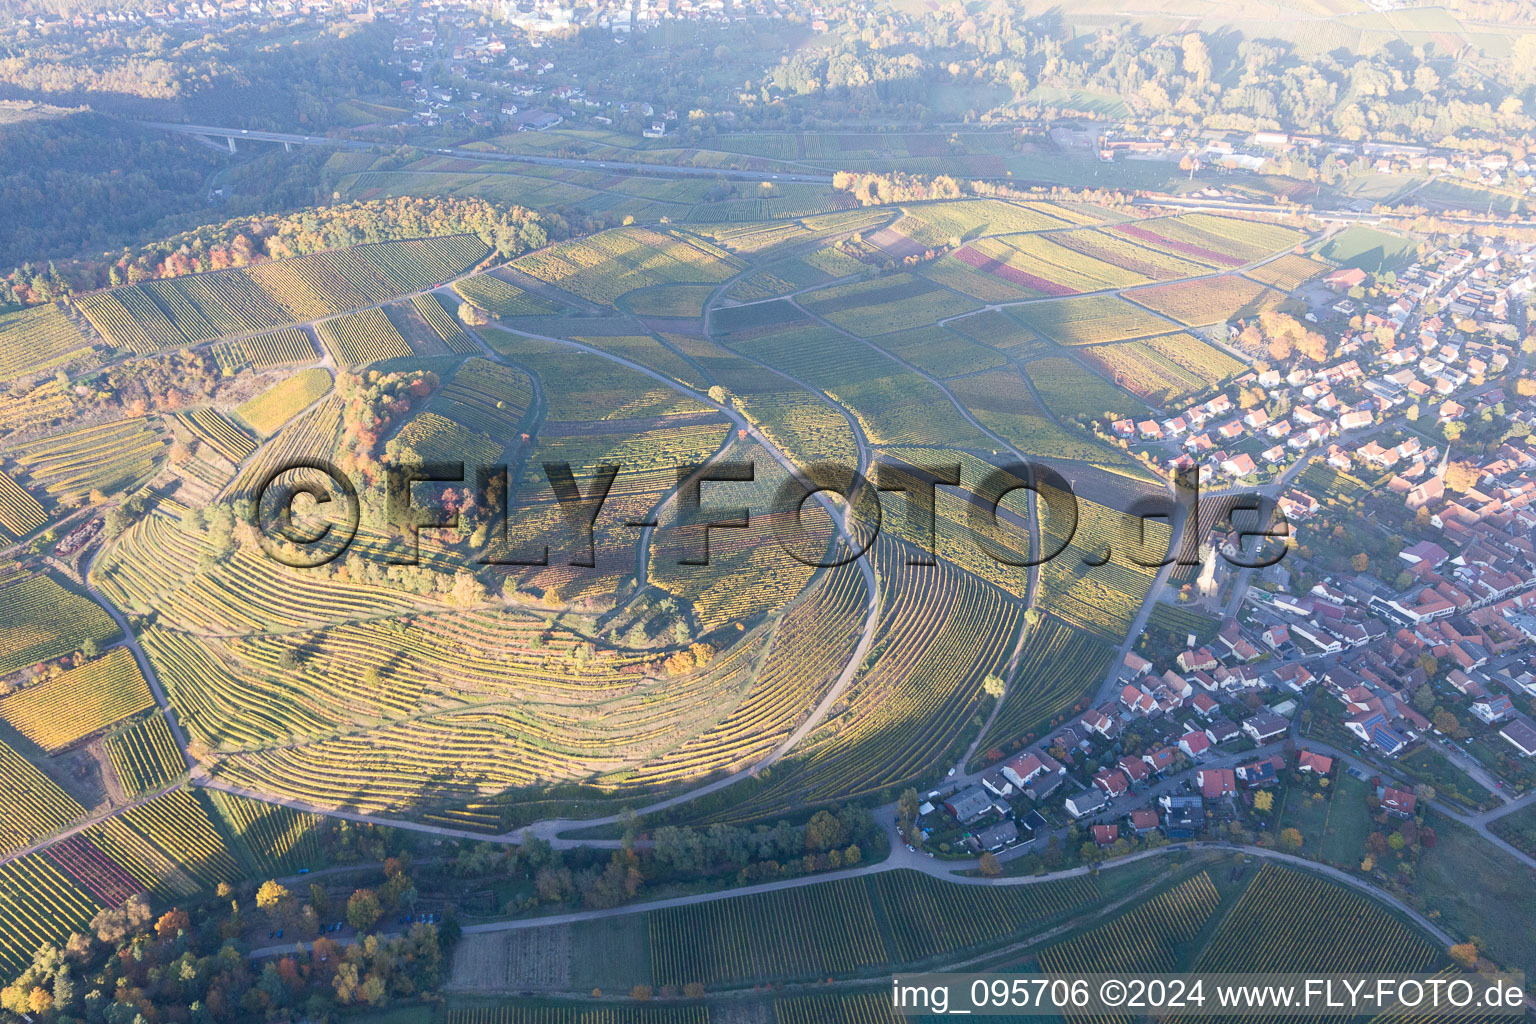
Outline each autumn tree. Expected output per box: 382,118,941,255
346,889,383,933
1253,789,1274,813
979,851,1002,877
1279,827,1303,850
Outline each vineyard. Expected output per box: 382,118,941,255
106,713,187,796
233,367,333,436
648,876,888,988
208,789,325,876
623,559,868,790
1127,276,1286,327
176,408,258,463
0,303,95,381
76,286,184,353
8,417,165,499
429,357,534,436
209,326,316,373
799,273,980,337
1107,215,1302,267
245,234,489,321
1193,864,1437,974
119,788,242,889
0,854,103,976
1024,355,1147,422
1037,490,1167,641
0,567,118,675
0,469,47,538
1076,332,1242,406
973,614,1113,759
0,736,85,857
718,317,992,448
1244,252,1328,290
1009,295,1169,346
774,992,900,1024
871,869,1099,963
936,232,1148,301
0,647,155,753
714,538,1022,819
947,368,1122,464
453,273,564,317
315,306,413,365
511,227,742,306
872,324,1005,378
1038,872,1221,974
413,291,479,352
647,868,1102,988
893,199,1082,245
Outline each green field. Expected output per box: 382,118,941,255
1319,227,1419,273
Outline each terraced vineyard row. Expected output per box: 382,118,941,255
448,1009,711,1024
512,227,742,306
0,647,155,753
177,407,258,463
429,357,533,436
717,537,1021,819
453,273,563,317
8,417,165,499
74,236,487,356
621,559,868,790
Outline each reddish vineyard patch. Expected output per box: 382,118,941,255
46,835,141,906
955,246,1074,296
1110,225,1243,268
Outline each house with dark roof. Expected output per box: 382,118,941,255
1243,712,1290,744
1065,788,1108,818
944,786,994,825
976,820,1020,852
1205,719,1241,746
1499,719,1536,757
1160,795,1204,837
